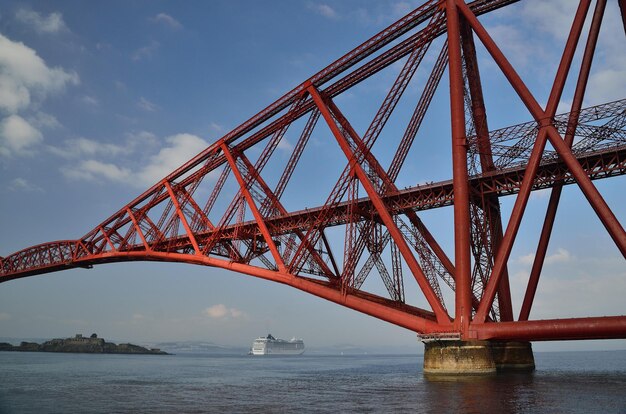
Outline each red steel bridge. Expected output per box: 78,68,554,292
1,0,625,343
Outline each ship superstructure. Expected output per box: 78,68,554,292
251,334,304,355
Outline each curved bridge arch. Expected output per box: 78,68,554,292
2,0,626,343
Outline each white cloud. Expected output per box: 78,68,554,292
208,122,224,134
519,0,578,42
0,114,43,156
517,248,573,266
203,304,247,320
586,63,626,106
308,3,339,19
54,132,206,186
132,313,145,321
136,133,208,186
0,34,79,156
81,95,99,106
62,159,131,182
96,42,112,51
485,24,535,70
138,97,158,112
127,130,159,149
347,2,421,26
50,129,158,159
517,253,535,266
510,256,626,319
132,41,160,62
544,248,572,265
49,137,125,159
0,33,79,113
522,1,626,106
204,304,228,318
150,13,183,30
29,112,61,130
277,138,293,152
391,2,414,18
484,1,626,106
229,308,246,319
15,9,68,34
585,2,626,105
481,3,573,78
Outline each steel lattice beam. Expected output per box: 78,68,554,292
1,0,624,343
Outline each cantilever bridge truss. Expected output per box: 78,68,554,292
2,0,625,342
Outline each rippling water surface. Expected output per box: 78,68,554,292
1,350,625,413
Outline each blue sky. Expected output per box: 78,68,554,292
0,1,625,351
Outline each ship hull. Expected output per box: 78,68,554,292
250,348,304,356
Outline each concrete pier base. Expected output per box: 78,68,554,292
491,341,535,372
423,340,535,375
424,341,496,375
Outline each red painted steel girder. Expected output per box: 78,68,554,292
71,0,513,236
155,144,626,248
1,0,625,342
3,141,624,280
472,316,626,342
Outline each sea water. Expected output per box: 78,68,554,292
1,350,625,413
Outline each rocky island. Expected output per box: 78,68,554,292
0,333,168,355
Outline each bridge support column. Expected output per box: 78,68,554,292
423,340,534,375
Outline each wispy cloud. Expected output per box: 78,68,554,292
277,138,293,152
132,41,160,62
391,2,416,18
585,4,626,105
15,8,69,34
348,1,421,26
136,133,208,185
485,24,537,70
49,137,125,159
62,159,132,182
132,313,145,322
308,3,339,19
150,13,183,30
29,112,62,130
519,0,578,42
8,178,43,193
138,97,158,112
510,256,626,319
518,248,573,266
49,131,157,163
56,132,208,187
483,1,626,105
127,130,159,148
208,122,224,134
81,95,99,106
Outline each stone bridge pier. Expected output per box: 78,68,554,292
423,340,535,375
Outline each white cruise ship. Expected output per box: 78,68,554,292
250,334,304,355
